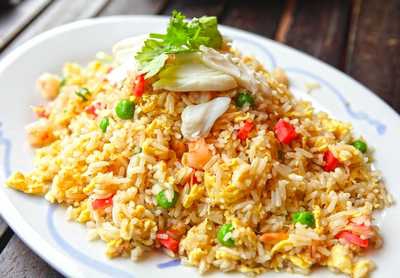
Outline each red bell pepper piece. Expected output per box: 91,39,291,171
336,230,369,248
157,230,180,253
133,74,145,97
237,120,255,141
323,150,339,172
274,119,297,144
85,102,104,117
92,195,113,210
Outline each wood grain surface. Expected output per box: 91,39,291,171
345,0,400,110
0,0,399,277
277,0,351,67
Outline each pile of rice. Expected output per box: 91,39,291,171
6,42,392,277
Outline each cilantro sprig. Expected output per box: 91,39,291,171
135,11,223,79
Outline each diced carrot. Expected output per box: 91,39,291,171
186,139,212,170
92,195,113,210
259,232,288,244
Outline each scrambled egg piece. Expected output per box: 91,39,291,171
327,244,353,275
216,249,240,261
352,259,375,278
320,115,352,139
313,206,323,234
183,184,205,208
142,138,170,159
271,239,293,255
289,255,312,270
6,171,47,195
188,248,208,266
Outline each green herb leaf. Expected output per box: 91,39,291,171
75,88,91,101
139,53,169,79
135,10,223,79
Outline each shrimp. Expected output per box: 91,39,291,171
183,138,212,170
36,73,61,100
25,118,55,148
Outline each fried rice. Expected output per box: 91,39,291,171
5,20,392,278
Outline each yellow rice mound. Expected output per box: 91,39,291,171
6,46,392,277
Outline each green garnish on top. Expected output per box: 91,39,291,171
135,11,223,79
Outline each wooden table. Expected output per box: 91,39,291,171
0,0,398,276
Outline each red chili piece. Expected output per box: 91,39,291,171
237,120,255,141
92,195,113,210
323,150,339,172
336,231,369,248
85,102,104,117
274,119,297,144
191,170,201,185
157,230,179,253
133,74,145,97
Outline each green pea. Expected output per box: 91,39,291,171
217,224,235,247
235,92,254,108
75,88,91,101
156,190,178,209
115,99,135,119
352,140,367,153
99,117,109,133
292,211,315,228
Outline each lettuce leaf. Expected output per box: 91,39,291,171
152,53,237,92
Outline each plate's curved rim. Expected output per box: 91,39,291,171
0,15,399,278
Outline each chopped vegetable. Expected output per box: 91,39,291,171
336,231,369,248
237,120,255,141
85,105,97,116
75,88,91,101
60,77,67,87
186,138,212,169
188,169,201,185
274,119,297,144
133,74,145,97
153,53,237,92
323,150,339,172
99,117,109,133
217,224,235,247
136,11,223,78
92,195,113,210
115,99,135,119
156,190,178,209
235,92,254,108
157,230,180,252
352,140,367,153
292,211,315,228
259,232,288,244
85,102,104,117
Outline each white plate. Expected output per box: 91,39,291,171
0,16,399,278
